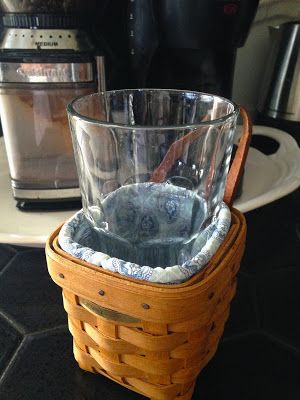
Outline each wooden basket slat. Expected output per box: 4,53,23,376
125,376,182,400
48,255,240,324
118,326,188,351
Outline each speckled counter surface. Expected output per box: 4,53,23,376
0,189,299,400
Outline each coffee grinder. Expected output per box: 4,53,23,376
0,1,105,208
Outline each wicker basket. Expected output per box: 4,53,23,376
46,208,245,400
46,107,251,400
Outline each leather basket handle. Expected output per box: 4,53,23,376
151,105,252,209
223,106,252,208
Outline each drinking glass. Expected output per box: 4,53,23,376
67,89,239,267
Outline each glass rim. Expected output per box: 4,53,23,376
67,88,240,130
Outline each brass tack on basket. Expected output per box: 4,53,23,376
58,273,64,279
98,290,105,296
142,303,150,309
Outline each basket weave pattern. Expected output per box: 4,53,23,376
46,209,246,400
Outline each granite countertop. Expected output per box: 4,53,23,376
0,189,299,400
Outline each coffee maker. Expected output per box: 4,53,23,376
0,1,105,208
0,0,259,208
123,0,259,97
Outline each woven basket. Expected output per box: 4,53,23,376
46,107,251,400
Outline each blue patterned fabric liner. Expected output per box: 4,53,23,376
58,184,231,284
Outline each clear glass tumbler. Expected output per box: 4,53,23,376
67,89,239,267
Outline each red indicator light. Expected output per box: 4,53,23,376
224,3,238,15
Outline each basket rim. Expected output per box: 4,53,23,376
46,208,246,323
46,208,246,293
